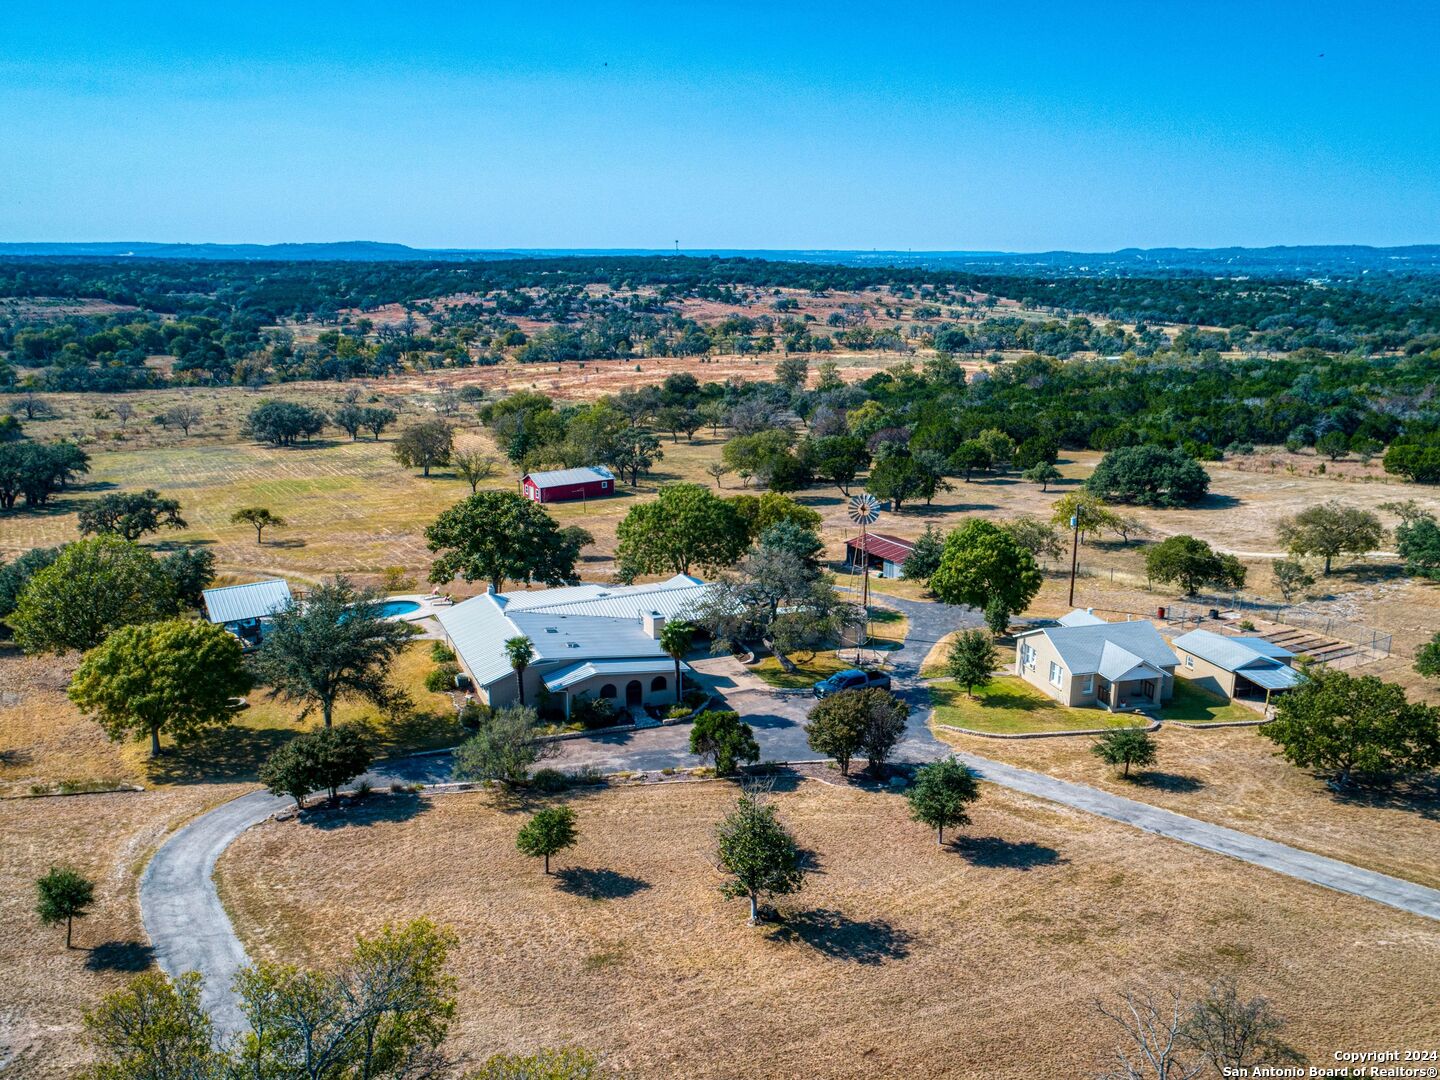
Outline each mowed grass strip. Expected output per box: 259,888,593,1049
930,675,1137,734
215,780,1440,1080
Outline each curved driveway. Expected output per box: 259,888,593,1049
141,592,1440,1033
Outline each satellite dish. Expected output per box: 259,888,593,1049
847,492,881,525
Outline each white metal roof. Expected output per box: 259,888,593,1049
202,579,292,624
435,575,709,690
524,466,614,488
1032,620,1179,677
1058,608,1107,627
543,657,682,691
1172,629,1295,672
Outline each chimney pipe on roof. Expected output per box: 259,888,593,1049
486,584,496,595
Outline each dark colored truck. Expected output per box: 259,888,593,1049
812,668,892,698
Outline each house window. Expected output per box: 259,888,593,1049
1185,655,1194,668
600,684,617,698
1049,661,1064,688
1082,676,1094,695
1020,643,1036,669
651,676,667,692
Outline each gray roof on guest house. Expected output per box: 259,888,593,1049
1172,629,1295,671
202,579,292,624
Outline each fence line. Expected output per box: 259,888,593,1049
1164,592,1393,659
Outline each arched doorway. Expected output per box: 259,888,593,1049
625,680,643,707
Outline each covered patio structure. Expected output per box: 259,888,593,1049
1094,640,1169,711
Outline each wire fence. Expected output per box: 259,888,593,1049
1164,591,1393,660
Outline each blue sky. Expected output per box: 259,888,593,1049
1,1,1437,249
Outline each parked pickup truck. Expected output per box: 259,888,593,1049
813,668,892,698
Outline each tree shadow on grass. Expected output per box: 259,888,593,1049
302,790,432,830
767,909,913,965
953,835,1066,870
1132,771,1206,794
84,940,155,973
553,867,651,900
264,538,308,549
146,725,297,785
1327,774,1440,821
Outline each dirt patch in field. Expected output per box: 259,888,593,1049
216,780,1439,1079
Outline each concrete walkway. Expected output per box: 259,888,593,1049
140,592,1440,1034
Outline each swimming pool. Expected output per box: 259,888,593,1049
377,600,421,618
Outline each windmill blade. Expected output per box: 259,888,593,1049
847,492,881,525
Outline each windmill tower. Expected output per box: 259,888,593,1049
847,492,881,664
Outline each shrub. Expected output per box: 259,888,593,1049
458,701,487,729
429,641,456,663
425,662,460,692
571,695,619,730
529,767,569,793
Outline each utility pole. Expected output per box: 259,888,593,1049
1068,512,1081,608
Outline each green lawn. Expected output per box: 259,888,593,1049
854,605,907,650
750,651,862,690
1162,679,1262,724
929,675,1139,735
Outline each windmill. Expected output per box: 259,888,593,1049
847,492,881,663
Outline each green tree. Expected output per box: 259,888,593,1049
230,506,287,544
1271,558,1315,601
614,483,748,578
252,576,410,728
1090,726,1158,778
657,620,695,705
945,629,999,698
947,440,992,482
363,405,399,440
426,491,586,593
1049,491,1124,545
516,806,578,874
855,686,909,775
0,545,60,622
69,618,250,759
1261,667,1440,787
258,723,373,808
929,520,1043,634
1023,462,1062,491
1383,440,1440,484
1144,535,1247,596
1086,444,1210,507
452,705,555,782
1002,516,1064,564
1416,632,1440,682
83,971,223,1080
1314,430,1351,461
156,546,215,611
726,491,822,541
332,403,367,440
505,635,535,707
1394,510,1440,580
605,426,663,487
905,758,981,845
900,523,945,581
715,791,806,924
78,490,186,541
804,693,869,776
8,537,177,654
452,448,497,493
689,710,760,775
1276,501,1386,575
241,401,327,446
392,419,454,476
36,867,95,948
868,452,927,509
231,919,457,1080
805,435,870,494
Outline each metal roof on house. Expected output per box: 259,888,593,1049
1097,641,1166,682
1172,629,1295,672
543,657,683,691
1057,608,1107,627
202,579,292,624
435,575,709,690
1030,620,1179,677
1236,664,1304,691
845,532,915,564
523,466,614,488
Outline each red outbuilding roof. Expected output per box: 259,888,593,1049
845,532,916,564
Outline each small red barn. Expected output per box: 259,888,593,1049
845,532,916,579
522,466,615,504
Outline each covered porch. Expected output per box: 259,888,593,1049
1095,667,1167,712
543,657,695,719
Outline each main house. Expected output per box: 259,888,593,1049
521,465,615,504
435,574,710,716
1171,629,1303,704
1014,609,1179,710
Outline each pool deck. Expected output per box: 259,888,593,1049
382,593,451,639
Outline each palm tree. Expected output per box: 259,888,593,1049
657,620,695,706
504,635,535,707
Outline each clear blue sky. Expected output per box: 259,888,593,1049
2,1,1437,250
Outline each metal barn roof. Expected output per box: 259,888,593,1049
845,532,916,564
523,466,614,488
202,579,292,624
1173,629,1295,672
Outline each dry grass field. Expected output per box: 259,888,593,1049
216,779,1440,1079
937,723,1440,891
0,784,248,1078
